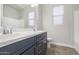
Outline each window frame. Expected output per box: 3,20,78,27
28,11,35,27
53,5,64,25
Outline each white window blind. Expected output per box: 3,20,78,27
28,12,35,27
53,6,64,24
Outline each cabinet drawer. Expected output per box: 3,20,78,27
21,45,35,55
36,32,47,41
14,42,35,55
0,37,34,55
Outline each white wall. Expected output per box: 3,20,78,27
3,5,24,28
22,5,43,30
36,5,43,30
42,4,77,46
21,6,30,28
3,17,24,28
0,5,2,27
0,4,3,27
2,4,43,31
74,10,79,53
0,4,3,34
3,5,21,19
0,5,1,27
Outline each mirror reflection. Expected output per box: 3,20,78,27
0,4,41,34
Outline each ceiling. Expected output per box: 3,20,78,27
5,4,29,10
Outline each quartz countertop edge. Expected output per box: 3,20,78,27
0,31,46,48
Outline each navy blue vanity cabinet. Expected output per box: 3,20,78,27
20,32,47,55
13,37,35,55
0,37,35,55
21,45,35,55
0,32,47,55
42,33,47,54
34,32,47,55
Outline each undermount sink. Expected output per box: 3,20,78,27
0,31,35,41
0,31,46,41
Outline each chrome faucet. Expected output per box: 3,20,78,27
9,27,13,34
2,27,13,34
2,28,8,34
32,27,37,31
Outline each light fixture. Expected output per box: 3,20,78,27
31,4,38,7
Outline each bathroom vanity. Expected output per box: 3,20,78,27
0,31,47,55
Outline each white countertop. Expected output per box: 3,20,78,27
0,31,46,48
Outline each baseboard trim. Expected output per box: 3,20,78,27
74,47,79,53
73,43,79,53
50,42,79,54
51,42,74,48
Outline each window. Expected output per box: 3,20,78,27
53,6,64,24
28,12,35,27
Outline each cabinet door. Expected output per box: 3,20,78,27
13,37,35,55
42,39,47,54
34,32,47,55
0,37,34,55
22,45,35,55
34,42,43,55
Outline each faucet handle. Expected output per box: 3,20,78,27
9,26,13,34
